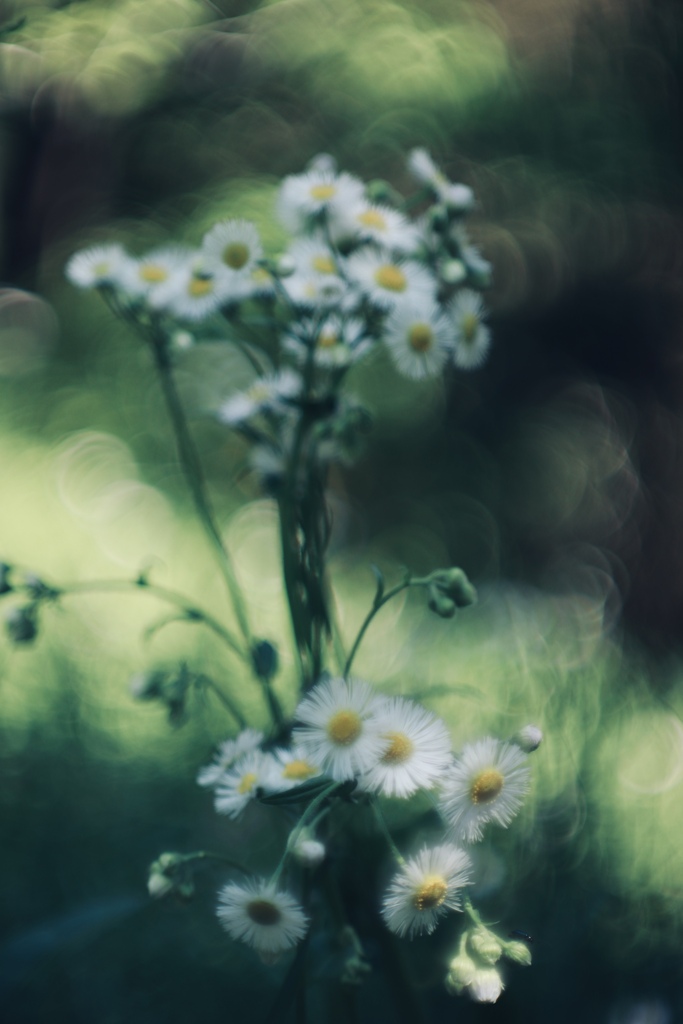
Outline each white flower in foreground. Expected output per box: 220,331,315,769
201,219,263,278
214,749,274,819
277,169,365,233
359,697,453,798
346,252,435,310
293,676,386,781
197,728,264,789
217,369,301,426
333,202,419,253
439,737,530,843
65,243,131,289
121,246,193,297
383,301,452,380
381,844,471,937
263,746,324,793
217,879,308,955
449,290,491,370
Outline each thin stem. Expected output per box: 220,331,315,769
179,850,250,873
199,675,248,730
271,782,342,886
149,332,252,645
343,580,415,678
371,798,406,866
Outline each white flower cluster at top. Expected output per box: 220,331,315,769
197,675,538,970
66,150,492,481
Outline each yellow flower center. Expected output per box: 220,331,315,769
357,209,387,230
317,331,338,349
327,709,362,746
407,323,434,353
312,255,336,275
381,731,414,765
310,184,337,201
94,262,110,276
188,276,214,298
247,899,282,926
461,312,479,344
374,265,407,293
252,268,270,284
222,242,250,270
412,875,448,911
139,264,168,284
237,771,258,795
469,768,504,804
282,759,318,781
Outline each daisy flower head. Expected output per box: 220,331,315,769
217,878,308,955
359,696,453,798
217,369,301,427
120,245,192,298
449,289,491,370
150,258,236,322
201,219,263,278
346,252,435,311
439,737,530,843
293,676,386,781
332,202,420,253
281,269,347,310
283,316,371,369
213,749,275,819
66,243,131,290
263,746,324,793
383,300,452,380
277,168,365,234
381,843,471,938
197,728,264,789
286,236,340,280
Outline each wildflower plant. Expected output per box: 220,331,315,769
4,150,543,1012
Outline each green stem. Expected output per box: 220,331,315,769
271,782,341,886
371,799,406,866
149,333,252,646
199,675,248,730
343,580,416,679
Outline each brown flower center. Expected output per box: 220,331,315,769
461,312,479,344
222,242,250,270
469,768,504,804
408,323,433,353
247,899,282,926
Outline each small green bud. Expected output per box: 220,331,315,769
428,204,449,230
251,639,279,681
364,179,401,207
147,853,195,900
427,584,457,619
430,567,477,608
5,605,38,644
0,562,13,595
503,940,532,967
468,927,503,966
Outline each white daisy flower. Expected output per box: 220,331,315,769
217,369,301,427
263,746,324,792
65,243,131,289
381,843,471,938
283,316,371,369
214,749,275,819
201,220,263,278
197,728,264,789
407,149,475,211
281,270,347,309
216,878,308,955
120,246,192,297
150,260,236,322
277,169,365,233
383,301,452,380
293,676,386,781
439,737,530,843
358,697,452,798
449,290,491,369
286,236,341,279
346,252,435,310
332,202,420,253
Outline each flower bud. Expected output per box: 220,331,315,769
440,259,467,285
5,605,38,644
430,567,477,608
514,724,543,753
469,966,504,1003
427,584,456,619
0,562,13,595
445,952,477,995
428,204,449,231
468,927,503,965
442,183,475,212
503,940,532,967
129,670,166,701
250,639,279,681
308,153,337,175
276,255,296,278
291,836,326,868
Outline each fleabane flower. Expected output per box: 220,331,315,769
150,260,236,322
381,844,471,937
65,243,131,289
346,252,435,311
217,369,301,427
407,148,475,211
293,676,386,781
281,269,347,309
359,697,453,798
217,879,308,955
214,749,274,819
277,168,365,233
263,746,324,793
449,290,491,370
383,301,452,380
121,246,193,298
283,316,371,369
201,219,263,279
439,737,530,843
333,202,420,253
197,728,264,789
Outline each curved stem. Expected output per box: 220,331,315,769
343,581,414,679
371,798,406,866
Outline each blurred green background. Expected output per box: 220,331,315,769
2,0,683,1021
